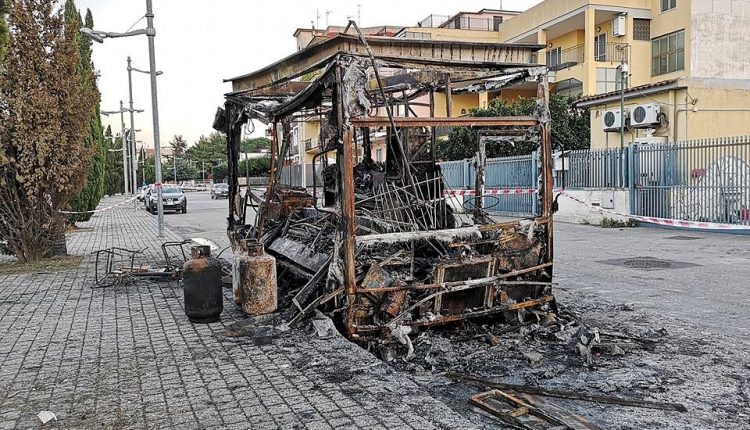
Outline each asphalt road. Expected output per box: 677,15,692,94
155,192,750,340
145,190,243,254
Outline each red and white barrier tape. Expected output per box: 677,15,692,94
60,196,138,215
557,191,750,231
446,188,541,196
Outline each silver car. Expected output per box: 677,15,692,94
146,186,187,214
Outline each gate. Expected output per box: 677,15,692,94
438,153,538,217
631,137,750,225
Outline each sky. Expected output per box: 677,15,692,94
75,0,543,149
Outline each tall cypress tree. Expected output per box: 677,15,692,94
65,2,105,223
0,0,9,64
104,125,125,195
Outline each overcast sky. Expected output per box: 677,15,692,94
75,0,543,148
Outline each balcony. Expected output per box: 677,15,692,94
547,43,629,71
304,137,319,152
595,43,629,63
548,45,584,71
418,14,449,28
443,16,503,32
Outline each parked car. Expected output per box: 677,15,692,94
137,185,150,202
210,183,229,199
146,186,187,214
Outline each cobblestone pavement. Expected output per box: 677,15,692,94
0,197,476,430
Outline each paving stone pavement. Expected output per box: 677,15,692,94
0,197,477,430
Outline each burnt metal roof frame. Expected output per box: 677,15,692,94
226,33,544,93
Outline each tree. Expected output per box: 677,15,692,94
241,137,271,153
169,134,188,157
239,156,271,177
0,0,97,262
211,163,228,183
185,132,227,163
65,2,106,223
104,125,125,195
0,0,8,64
437,94,590,161
165,157,199,183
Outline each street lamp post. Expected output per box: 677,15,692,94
127,56,163,198
102,102,129,194
81,0,165,236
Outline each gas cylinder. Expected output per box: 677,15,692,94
237,239,277,316
183,245,223,323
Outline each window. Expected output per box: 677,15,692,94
554,78,583,98
403,31,431,40
633,19,651,41
546,47,562,68
661,0,676,13
651,30,685,76
594,33,607,61
375,149,383,163
596,68,622,94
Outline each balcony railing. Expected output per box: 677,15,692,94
418,14,449,28
596,43,629,63
547,43,629,70
548,44,585,71
444,16,502,32
304,137,319,151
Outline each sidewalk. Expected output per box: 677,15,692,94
0,197,476,429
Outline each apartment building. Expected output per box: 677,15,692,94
288,9,524,185
497,0,750,148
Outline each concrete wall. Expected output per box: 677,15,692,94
691,0,750,84
554,189,631,224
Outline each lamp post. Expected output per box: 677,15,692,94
102,102,129,194
81,0,165,237
127,57,163,201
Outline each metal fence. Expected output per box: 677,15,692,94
279,164,303,187
439,153,538,217
631,137,750,225
560,148,626,189
439,136,750,226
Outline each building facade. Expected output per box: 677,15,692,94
497,0,750,148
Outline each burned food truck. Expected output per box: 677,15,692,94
213,26,556,350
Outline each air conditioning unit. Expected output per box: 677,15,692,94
631,103,662,128
602,108,628,132
612,15,627,37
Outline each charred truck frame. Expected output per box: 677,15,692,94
214,27,556,349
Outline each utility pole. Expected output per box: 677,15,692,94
141,145,146,185
127,57,138,198
357,4,361,25
79,0,165,237
119,101,129,194
173,155,177,184
619,58,629,187
145,0,165,237
325,9,332,27
619,59,628,152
